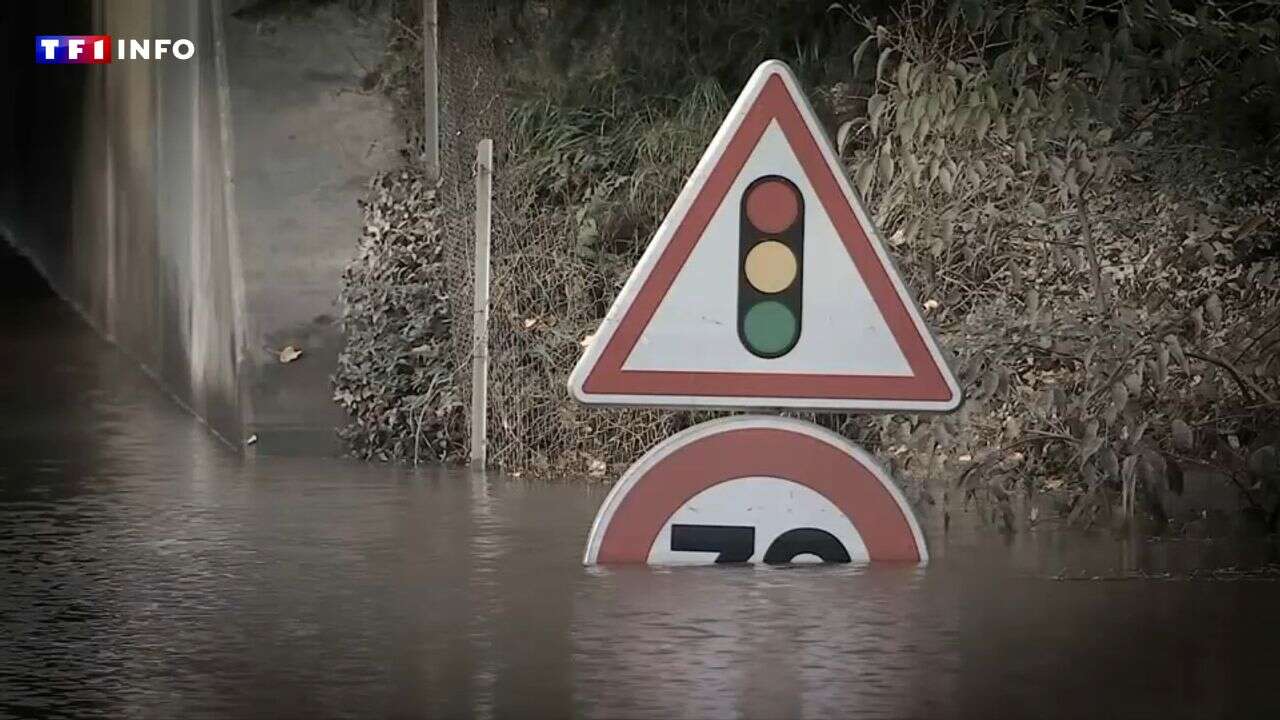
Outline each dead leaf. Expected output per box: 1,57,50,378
279,345,303,364
1003,416,1022,440
1204,294,1223,324
1171,419,1194,451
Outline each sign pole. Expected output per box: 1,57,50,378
470,139,493,467
422,0,439,182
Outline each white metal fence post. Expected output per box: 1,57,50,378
422,0,439,181
470,139,493,466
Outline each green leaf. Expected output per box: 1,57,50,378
910,96,926,123
1111,382,1130,414
903,152,922,185
868,93,886,121
878,150,895,184
1204,293,1223,324
975,110,991,139
876,47,894,83
1080,418,1103,466
1129,419,1149,449
1164,334,1189,375
852,33,876,76
1124,372,1142,396
837,120,856,154
1049,156,1066,182
856,160,875,196
904,216,922,243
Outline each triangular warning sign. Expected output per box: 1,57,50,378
568,60,961,412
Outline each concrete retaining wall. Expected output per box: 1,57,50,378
0,0,247,446
0,1,397,453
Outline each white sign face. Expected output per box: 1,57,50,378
623,121,911,378
568,60,961,412
647,477,869,565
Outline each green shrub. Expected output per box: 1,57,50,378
337,0,1280,531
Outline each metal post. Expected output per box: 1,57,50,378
422,0,440,181
470,139,493,466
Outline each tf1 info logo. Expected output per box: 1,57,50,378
35,36,195,64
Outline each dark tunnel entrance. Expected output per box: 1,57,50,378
0,2,93,286
0,237,54,305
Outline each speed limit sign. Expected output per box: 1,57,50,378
583,416,928,566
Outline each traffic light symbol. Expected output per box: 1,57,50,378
739,175,803,358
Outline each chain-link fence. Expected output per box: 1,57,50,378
430,1,695,477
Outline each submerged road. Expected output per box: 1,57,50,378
1,244,1279,719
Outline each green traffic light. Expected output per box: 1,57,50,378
742,300,798,357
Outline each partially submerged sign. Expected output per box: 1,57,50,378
569,60,960,412
583,416,928,565
573,60,958,566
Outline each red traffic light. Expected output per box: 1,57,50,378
744,178,800,233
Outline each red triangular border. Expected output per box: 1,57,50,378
580,71,954,404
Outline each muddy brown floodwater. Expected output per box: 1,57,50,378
2,243,1279,719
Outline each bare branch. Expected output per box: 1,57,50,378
1187,350,1280,406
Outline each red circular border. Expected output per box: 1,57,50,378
597,426,923,563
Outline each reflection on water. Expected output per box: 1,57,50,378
2,246,1280,719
